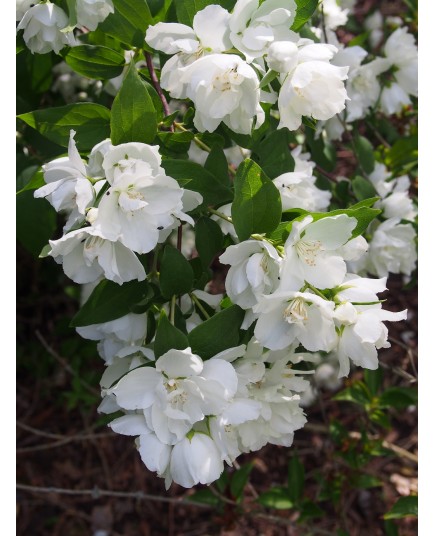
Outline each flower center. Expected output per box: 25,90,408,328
213,67,239,92
283,298,308,324
295,239,323,266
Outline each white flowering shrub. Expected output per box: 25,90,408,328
17,0,417,519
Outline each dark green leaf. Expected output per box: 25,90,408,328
111,63,157,144
157,131,194,154
99,0,153,47
384,496,418,519
352,175,378,201
379,387,418,409
162,159,233,206
305,127,336,172
369,408,391,429
298,500,324,522
363,369,383,396
65,45,126,79
259,69,279,89
195,217,224,266
258,487,294,510
252,128,295,178
154,311,189,358
287,454,304,503
18,103,111,151
174,0,236,26
354,135,376,175
187,489,221,506
232,159,282,241
159,245,194,299
292,0,319,32
189,257,212,290
352,474,382,489
16,166,44,194
205,145,231,188
70,280,149,327
333,381,372,406
16,193,56,258
230,463,253,501
188,305,244,359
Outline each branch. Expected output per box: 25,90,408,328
145,52,174,132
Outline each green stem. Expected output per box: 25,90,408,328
190,293,211,320
170,295,176,325
208,207,233,224
302,282,329,301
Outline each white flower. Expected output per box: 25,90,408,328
211,203,238,240
169,433,224,488
281,215,357,290
219,240,281,309
78,313,149,364
384,27,418,98
365,219,417,278
109,348,238,445
277,42,349,130
94,143,201,254
16,0,35,21
48,227,147,285
378,192,417,222
334,275,407,376
254,290,338,351
76,0,114,31
17,3,75,55
272,148,331,212
229,0,298,62
87,139,113,179
380,83,412,115
322,0,349,30
364,10,383,48
34,130,100,230
178,54,265,134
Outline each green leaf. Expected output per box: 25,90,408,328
159,245,194,299
363,369,383,396
157,131,194,154
354,135,376,175
99,0,153,47
195,217,224,267
16,193,56,258
258,487,294,510
378,387,418,409
64,45,126,79
111,63,157,145
353,474,382,489
352,175,378,201
205,145,231,188
154,311,189,358
230,462,253,501
384,496,418,519
18,103,111,151
259,69,279,89
232,159,282,241
333,381,372,407
70,280,149,327
187,489,221,507
305,128,336,172
252,128,295,179
291,0,319,32
188,305,244,360
16,166,44,194
287,454,304,503
162,159,233,206
298,500,324,522
174,0,236,26
369,408,391,429
385,136,418,172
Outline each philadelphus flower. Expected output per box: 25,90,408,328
34,130,99,230
179,54,265,134
94,142,202,254
272,41,349,130
76,0,114,32
48,227,146,286
280,215,357,290
322,0,349,30
16,0,35,21
17,3,75,55
333,275,407,377
229,0,297,62
272,147,331,211
219,240,282,309
145,5,231,99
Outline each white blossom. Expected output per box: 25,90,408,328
48,228,146,285
17,3,75,55
178,54,265,134
16,0,35,21
76,0,114,32
229,0,298,63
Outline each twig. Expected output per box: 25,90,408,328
233,460,259,499
208,484,237,506
16,421,113,441
16,483,211,508
35,330,100,396
190,293,211,320
145,52,174,132
315,166,338,183
208,207,233,224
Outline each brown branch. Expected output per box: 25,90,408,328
145,52,174,132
